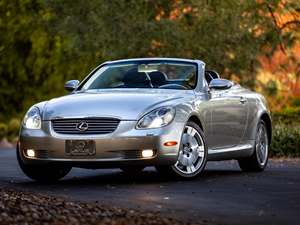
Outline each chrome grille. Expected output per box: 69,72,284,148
52,118,120,135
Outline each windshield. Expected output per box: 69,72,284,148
80,61,197,90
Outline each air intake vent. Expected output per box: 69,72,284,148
52,118,120,135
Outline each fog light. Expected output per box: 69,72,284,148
142,149,154,158
26,149,35,157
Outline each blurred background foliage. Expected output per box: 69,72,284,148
0,0,299,155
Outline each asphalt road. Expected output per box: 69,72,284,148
0,148,299,225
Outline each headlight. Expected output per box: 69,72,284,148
23,106,42,129
136,107,175,129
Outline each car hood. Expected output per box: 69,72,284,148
43,89,193,120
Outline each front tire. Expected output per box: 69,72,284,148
156,121,208,179
238,120,269,172
17,148,72,182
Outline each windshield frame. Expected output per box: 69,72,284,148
77,59,199,91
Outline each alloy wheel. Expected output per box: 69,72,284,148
173,125,205,175
256,123,268,166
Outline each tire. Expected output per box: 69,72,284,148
238,120,269,172
17,148,72,182
120,166,145,174
156,121,208,179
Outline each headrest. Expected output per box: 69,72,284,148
148,71,168,87
123,68,151,88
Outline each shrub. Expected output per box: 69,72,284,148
270,124,300,157
0,123,8,141
272,107,300,125
270,108,300,157
7,118,21,142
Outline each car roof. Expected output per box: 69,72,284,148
103,57,205,65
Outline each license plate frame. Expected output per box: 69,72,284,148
65,140,96,156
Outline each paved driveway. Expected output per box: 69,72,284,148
0,148,299,225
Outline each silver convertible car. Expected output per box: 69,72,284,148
18,58,272,181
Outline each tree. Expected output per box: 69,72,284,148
0,0,299,119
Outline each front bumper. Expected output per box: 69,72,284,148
19,120,184,168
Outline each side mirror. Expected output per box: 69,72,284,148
64,80,80,92
209,78,233,90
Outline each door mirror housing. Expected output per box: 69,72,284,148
64,80,80,92
209,78,233,90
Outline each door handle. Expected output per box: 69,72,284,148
240,97,247,104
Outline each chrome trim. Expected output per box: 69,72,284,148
208,144,253,154
23,156,156,162
207,142,254,160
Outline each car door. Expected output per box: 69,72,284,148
207,86,249,149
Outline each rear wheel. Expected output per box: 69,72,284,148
238,120,269,172
156,121,208,179
17,148,71,182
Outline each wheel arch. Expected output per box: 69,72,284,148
260,112,272,144
188,115,204,132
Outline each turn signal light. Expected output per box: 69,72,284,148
164,141,178,146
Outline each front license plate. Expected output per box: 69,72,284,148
65,140,96,156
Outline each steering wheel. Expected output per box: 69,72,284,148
158,84,188,90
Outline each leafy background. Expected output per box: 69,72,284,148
0,0,299,155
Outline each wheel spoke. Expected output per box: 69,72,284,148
186,165,195,173
189,138,198,148
257,146,263,162
191,146,204,159
189,153,197,164
190,145,198,154
182,134,189,145
257,127,263,140
186,127,196,136
178,151,188,166
198,148,204,157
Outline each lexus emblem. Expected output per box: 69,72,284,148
76,121,88,132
